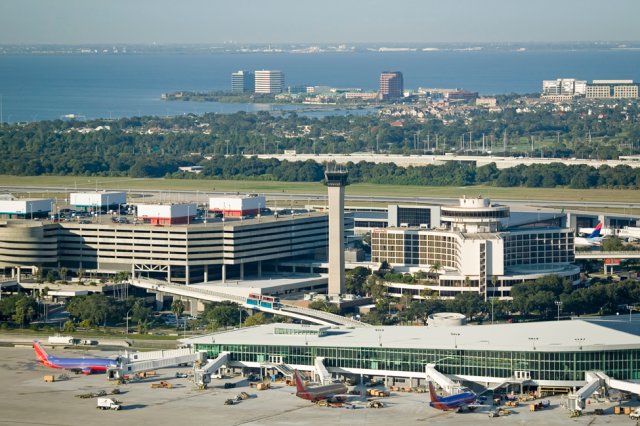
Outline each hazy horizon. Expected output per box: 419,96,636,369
2,0,639,45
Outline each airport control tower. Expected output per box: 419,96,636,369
325,169,348,295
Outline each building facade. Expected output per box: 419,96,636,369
371,197,577,299
379,71,404,100
255,70,285,94
231,70,255,93
585,80,639,99
185,319,640,389
0,214,330,284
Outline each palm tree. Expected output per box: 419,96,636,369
171,299,185,327
428,261,442,278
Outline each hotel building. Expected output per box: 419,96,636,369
371,197,578,299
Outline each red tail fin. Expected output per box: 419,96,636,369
293,370,306,393
428,381,439,402
33,341,49,363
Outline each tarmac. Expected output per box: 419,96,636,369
0,345,638,426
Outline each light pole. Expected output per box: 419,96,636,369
238,307,243,328
528,337,538,350
125,309,132,335
627,305,634,322
451,332,460,349
555,301,563,321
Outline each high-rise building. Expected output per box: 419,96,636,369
586,80,639,99
255,70,285,94
379,71,404,100
231,70,255,93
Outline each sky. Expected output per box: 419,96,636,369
1,0,640,45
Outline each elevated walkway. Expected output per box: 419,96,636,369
274,364,295,378
109,348,205,379
314,357,332,384
193,351,230,389
568,371,640,411
123,348,194,363
425,363,465,395
131,277,371,327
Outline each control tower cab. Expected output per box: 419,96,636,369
440,196,510,233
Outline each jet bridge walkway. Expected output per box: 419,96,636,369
108,347,205,379
193,351,230,389
568,371,640,411
425,363,466,395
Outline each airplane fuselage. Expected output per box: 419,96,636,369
429,392,478,410
296,383,348,401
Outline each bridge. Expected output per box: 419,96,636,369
575,251,640,259
131,278,371,328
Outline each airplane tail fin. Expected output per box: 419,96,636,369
588,223,603,238
293,370,306,393
428,381,439,403
33,341,49,363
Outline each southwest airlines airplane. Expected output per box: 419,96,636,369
428,382,480,411
33,341,118,374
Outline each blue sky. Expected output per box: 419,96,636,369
1,0,639,44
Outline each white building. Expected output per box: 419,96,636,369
0,199,52,219
136,203,197,225
372,197,578,299
70,192,126,210
255,70,285,94
209,195,265,217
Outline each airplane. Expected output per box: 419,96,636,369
428,381,480,411
575,223,604,248
293,370,349,402
33,341,118,374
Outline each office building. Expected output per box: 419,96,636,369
542,79,587,97
585,80,639,99
231,70,255,93
371,197,577,299
255,70,285,94
379,71,404,100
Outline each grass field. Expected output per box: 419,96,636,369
1,175,639,203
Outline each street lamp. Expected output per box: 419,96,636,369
451,332,460,349
238,307,243,328
555,301,563,321
528,337,538,350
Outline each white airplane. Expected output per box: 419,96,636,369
575,223,604,248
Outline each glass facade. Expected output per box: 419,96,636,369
504,230,574,266
196,343,640,382
371,230,458,269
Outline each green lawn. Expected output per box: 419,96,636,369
1,175,639,203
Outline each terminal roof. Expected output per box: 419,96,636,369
183,316,640,352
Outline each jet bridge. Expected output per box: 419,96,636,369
425,363,465,395
192,351,230,389
108,348,205,380
567,371,640,411
314,357,332,384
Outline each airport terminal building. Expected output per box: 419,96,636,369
184,317,640,390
